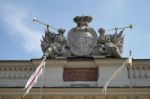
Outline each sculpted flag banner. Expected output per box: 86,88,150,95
103,56,132,95
23,57,46,97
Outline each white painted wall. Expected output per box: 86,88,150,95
97,65,130,87
36,66,64,87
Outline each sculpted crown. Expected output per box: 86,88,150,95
73,16,93,27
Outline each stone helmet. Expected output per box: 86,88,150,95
98,28,106,34
57,28,65,34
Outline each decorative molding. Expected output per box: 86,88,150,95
0,66,35,80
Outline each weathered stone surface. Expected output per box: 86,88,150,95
41,16,131,58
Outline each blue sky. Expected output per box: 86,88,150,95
0,0,150,60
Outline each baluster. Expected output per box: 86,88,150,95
141,67,145,78
134,67,138,79
8,68,12,79
138,67,141,79
15,68,19,79
133,67,136,79
144,67,148,78
12,67,16,80
1,68,5,79
10,67,14,79
4,68,8,79
148,67,150,78
23,67,28,79
19,67,23,79
24,67,28,79
0,68,2,79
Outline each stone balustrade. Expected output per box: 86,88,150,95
127,66,150,79
0,66,35,80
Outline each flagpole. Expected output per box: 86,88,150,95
129,50,133,99
39,61,46,99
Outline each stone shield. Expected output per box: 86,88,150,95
67,27,97,56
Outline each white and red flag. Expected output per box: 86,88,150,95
23,57,46,97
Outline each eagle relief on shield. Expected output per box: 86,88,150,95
67,16,97,56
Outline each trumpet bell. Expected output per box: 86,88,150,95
33,18,37,22
129,24,133,29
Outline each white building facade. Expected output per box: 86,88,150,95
0,58,150,99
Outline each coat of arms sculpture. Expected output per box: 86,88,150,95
34,16,132,58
